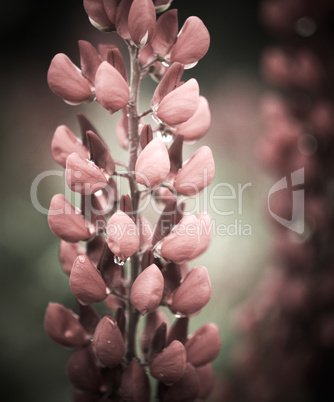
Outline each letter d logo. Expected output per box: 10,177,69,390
268,168,304,234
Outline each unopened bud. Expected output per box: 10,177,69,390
162,363,199,401
185,323,221,367
128,0,156,47
44,303,90,347
70,255,107,304
171,265,211,316
149,340,187,385
92,316,125,367
130,264,164,315
135,138,170,188
120,359,150,402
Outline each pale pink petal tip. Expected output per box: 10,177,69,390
48,194,94,243
185,323,222,367
47,54,94,105
171,265,212,316
128,0,156,47
157,215,200,264
149,340,187,385
106,210,140,260
135,138,170,188
170,16,210,66
66,153,109,195
44,303,89,347
130,264,164,315
95,61,129,113
156,79,199,126
70,255,107,304
175,96,211,141
51,125,88,167
92,316,125,367
174,146,215,196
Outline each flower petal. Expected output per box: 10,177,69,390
128,0,156,47
84,0,115,31
151,9,178,57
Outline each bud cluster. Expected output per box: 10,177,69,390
44,1,221,401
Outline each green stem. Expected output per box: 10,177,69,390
126,43,141,361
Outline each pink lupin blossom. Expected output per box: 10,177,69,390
83,0,116,31
185,323,221,367
149,340,187,385
155,215,200,264
92,316,125,367
171,265,212,316
151,9,178,57
59,240,85,276
51,125,89,167
120,359,150,402
152,62,184,106
189,212,212,260
155,78,200,126
196,363,215,400
135,137,170,187
70,255,107,304
130,264,164,315
48,194,95,243
44,303,90,348
47,54,94,105
162,362,199,401
174,146,215,196
170,16,210,66
103,0,120,27
174,96,211,141
128,0,156,47
115,0,132,39
65,153,109,195
106,210,140,260
66,347,103,394
95,61,129,113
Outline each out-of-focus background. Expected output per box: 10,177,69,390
0,1,275,400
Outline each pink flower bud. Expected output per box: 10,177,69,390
120,359,150,402
83,0,115,31
47,54,94,105
174,146,215,196
189,212,212,259
171,265,211,316
149,340,187,385
66,153,109,195
48,194,94,243
106,47,128,82
103,0,120,27
162,363,199,401
95,61,129,113
59,240,85,275
44,303,90,347
156,215,200,264
115,0,132,39
185,323,221,367
128,0,156,47
170,16,210,66
106,210,140,261
175,96,211,141
151,9,178,57
156,79,199,126
196,364,215,399
92,316,125,367
152,62,184,105
51,125,89,167
130,264,164,315
78,40,102,84
66,347,103,393
70,255,107,304
135,138,170,187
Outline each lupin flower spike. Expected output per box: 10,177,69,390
45,1,220,400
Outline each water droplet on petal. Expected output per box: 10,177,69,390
114,255,125,266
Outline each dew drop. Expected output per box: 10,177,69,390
161,61,170,67
114,255,126,266
157,131,173,143
174,314,181,319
